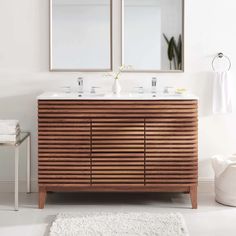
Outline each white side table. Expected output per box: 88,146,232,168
0,132,31,211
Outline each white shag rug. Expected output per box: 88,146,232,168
50,212,189,236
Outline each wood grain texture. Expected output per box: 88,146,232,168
38,100,198,209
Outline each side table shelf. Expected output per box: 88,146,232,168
0,132,31,211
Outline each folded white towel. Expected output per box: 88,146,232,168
0,125,20,135
0,120,19,126
212,71,233,114
0,120,20,134
0,134,20,143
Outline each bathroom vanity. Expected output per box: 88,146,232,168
37,93,198,209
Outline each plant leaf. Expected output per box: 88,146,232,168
168,37,175,61
163,34,170,45
177,35,182,66
172,37,179,69
172,38,178,56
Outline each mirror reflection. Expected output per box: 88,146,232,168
122,0,183,72
50,0,112,71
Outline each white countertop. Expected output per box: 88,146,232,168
37,92,198,100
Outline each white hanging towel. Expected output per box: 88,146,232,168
212,71,232,114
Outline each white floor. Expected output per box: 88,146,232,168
0,190,236,236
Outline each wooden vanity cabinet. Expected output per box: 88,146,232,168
38,100,198,209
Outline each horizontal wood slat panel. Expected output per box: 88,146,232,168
92,175,144,178
39,149,90,153
39,105,196,109
146,136,197,140
38,140,91,144
92,166,144,170
92,179,144,183
146,127,197,131
38,109,197,114
39,113,197,118
146,153,197,157
146,179,197,183
38,162,90,166
39,153,90,157
39,175,90,179
39,131,90,135
146,149,197,153
147,166,197,170
92,162,144,166
91,118,145,185
92,149,144,153
39,166,92,170
146,174,197,179
91,136,145,140
146,162,198,167
146,131,197,135
91,184,145,187
39,127,90,131
92,153,144,157
146,144,197,148
93,118,197,123
38,136,90,140
146,123,197,127
92,170,144,174
39,170,90,174
39,124,90,128
146,159,197,162
92,127,144,131
38,145,90,149
147,170,197,174
146,140,196,144
92,144,144,148
39,180,90,183
39,158,90,162
92,131,144,135
38,99,198,205
92,158,144,162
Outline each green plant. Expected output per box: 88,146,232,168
163,34,182,70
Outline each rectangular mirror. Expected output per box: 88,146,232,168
50,0,112,71
122,0,184,72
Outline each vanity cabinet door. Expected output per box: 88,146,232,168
91,118,145,186
145,101,198,186
38,101,91,187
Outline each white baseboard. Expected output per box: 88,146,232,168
0,179,215,193
0,179,38,193
198,178,214,193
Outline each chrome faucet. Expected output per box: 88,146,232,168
151,77,157,93
77,77,83,94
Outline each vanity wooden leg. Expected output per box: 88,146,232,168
190,185,198,209
39,187,47,209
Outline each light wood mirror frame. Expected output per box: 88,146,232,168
49,0,113,72
121,0,185,73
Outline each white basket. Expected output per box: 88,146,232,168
212,155,236,206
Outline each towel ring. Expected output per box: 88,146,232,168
212,53,231,71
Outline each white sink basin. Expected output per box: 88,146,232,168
37,92,198,100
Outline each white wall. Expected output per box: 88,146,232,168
0,0,236,191
52,1,111,69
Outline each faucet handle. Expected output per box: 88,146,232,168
152,77,157,93
77,77,83,86
152,77,157,86
90,86,100,94
77,77,83,93
134,86,144,94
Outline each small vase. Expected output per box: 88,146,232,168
112,79,121,95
